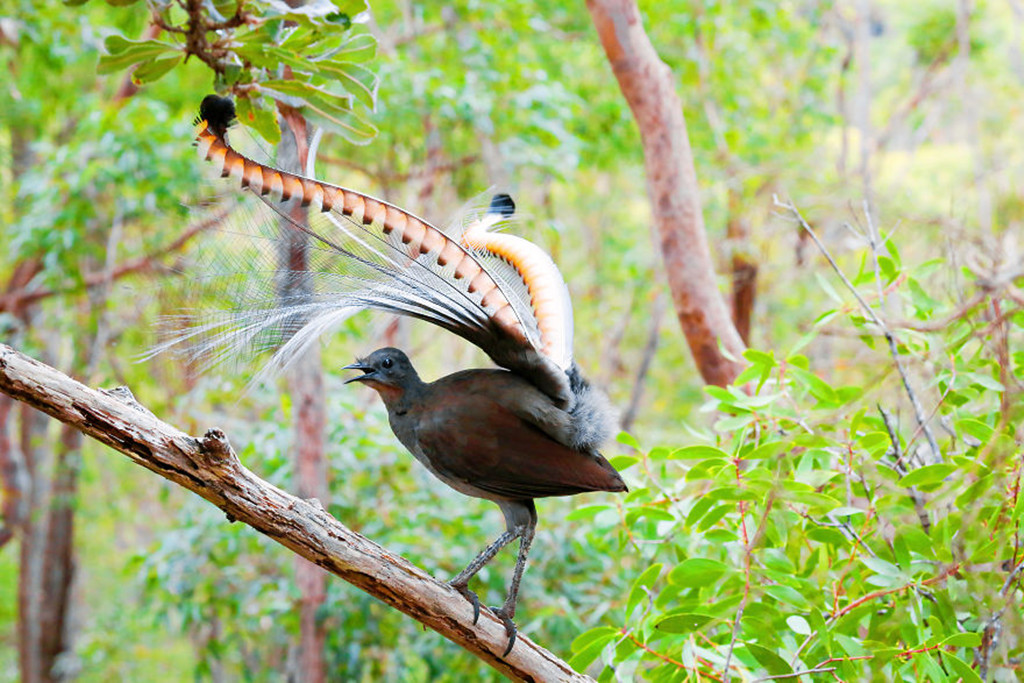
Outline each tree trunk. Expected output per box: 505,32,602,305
585,0,745,387
727,191,757,346
36,425,80,681
277,112,328,683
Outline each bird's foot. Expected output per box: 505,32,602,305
448,581,482,625
489,606,518,657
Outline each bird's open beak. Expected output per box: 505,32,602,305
342,360,375,384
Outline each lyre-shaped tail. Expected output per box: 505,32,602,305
188,95,576,407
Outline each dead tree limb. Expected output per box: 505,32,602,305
0,343,592,683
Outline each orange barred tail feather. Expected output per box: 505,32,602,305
187,95,585,410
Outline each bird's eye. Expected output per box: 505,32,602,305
382,357,394,369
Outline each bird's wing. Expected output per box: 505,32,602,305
172,95,574,405
412,380,625,500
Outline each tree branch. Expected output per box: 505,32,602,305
0,343,592,683
586,0,746,387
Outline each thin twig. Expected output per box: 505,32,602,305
878,406,931,533
773,197,942,462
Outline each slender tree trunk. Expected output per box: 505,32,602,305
18,365,54,683
586,0,745,387
36,425,80,681
277,112,329,683
726,190,756,346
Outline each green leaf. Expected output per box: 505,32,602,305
668,558,728,588
261,80,378,144
807,527,849,546
565,504,611,521
571,626,619,653
568,629,616,672
98,36,179,74
617,432,640,450
734,363,767,388
744,441,789,460
311,59,378,108
131,55,182,84
743,348,776,367
323,32,376,62
669,445,729,460
961,371,1004,392
745,642,793,676
648,446,672,461
235,97,282,145
940,632,982,648
706,486,758,502
788,366,839,404
786,615,811,635
764,584,810,609
943,652,983,683
609,455,638,471
625,506,675,524
655,613,716,633
955,418,994,443
862,557,900,577
626,563,662,617
787,490,842,512
897,464,956,488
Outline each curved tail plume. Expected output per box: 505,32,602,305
180,95,588,409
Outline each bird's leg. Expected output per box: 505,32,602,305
491,520,536,657
448,528,518,625
488,499,538,657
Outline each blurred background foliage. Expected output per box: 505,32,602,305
1,0,1023,680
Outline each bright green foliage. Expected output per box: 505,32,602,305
95,0,378,144
572,226,1023,680
3,0,1024,681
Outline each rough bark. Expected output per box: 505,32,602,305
0,392,28,548
0,343,591,683
586,0,745,387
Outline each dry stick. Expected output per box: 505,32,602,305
773,198,942,462
979,559,1024,679
0,344,591,683
878,406,931,534
621,294,666,432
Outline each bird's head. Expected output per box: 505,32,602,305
343,347,421,399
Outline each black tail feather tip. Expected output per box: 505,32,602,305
489,193,515,218
199,94,236,137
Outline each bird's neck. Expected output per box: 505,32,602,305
373,377,426,416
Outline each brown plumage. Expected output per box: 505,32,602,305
344,348,625,655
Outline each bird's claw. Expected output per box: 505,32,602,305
490,606,518,657
448,581,482,625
